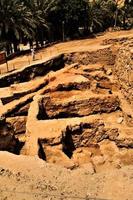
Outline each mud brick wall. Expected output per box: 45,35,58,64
0,54,65,88
65,47,116,66
114,40,133,106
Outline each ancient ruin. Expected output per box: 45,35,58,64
0,30,133,200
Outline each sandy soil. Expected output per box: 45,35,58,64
0,152,133,200
0,29,133,74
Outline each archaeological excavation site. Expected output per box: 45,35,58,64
0,31,133,200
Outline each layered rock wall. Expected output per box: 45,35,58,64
114,40,133,106
0,54,64,88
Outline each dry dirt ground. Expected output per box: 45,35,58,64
0,29,133,74
0,30,133,200
0,152,133,200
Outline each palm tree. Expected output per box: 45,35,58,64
0,0,37,53
88,0,116,33
22,0,58,46
121,0,133,28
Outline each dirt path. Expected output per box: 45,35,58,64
0,30,133,74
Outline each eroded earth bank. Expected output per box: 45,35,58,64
0,31,133,200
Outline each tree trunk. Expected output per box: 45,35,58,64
123,13,126,28
29,40,33,49
13,42,18,52
114,9,118,27
36,40,39,48
6,44,10,55
40,29,44,46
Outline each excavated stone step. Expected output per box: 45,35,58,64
40,93,120,119
0,78,48,105
42,71,118,95
42,73,91,94
67,64,120,93
25,116,133,167
68,63,104,75
37,122,133,168
22,96,133,168
0,61,116,119
0,64,87,118
0,93,34,118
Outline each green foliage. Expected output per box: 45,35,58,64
0,0,36,40
0,0,132,53
46,0,89,39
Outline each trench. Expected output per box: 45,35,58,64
0,46,133,168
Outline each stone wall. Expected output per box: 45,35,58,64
0,54,65,88
114,40,133,106
65,47,116,66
